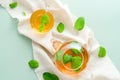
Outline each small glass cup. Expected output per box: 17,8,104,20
30,9,54,34
54,41,89,77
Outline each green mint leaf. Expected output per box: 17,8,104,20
22,12,26,16
40,14,50,25
71,48,81,55
39,23,45,32
43,72,52,80
71,56,82,69
43,72,59,80
9,2,18,9
57,22,65,33
63,54,72,64
55,50,63,61
28,60,39,69
74,17,85,31
98,46,106,57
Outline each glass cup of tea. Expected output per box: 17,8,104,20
30,9,54,34
54,41,89,77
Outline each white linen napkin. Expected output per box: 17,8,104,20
0,0,120,80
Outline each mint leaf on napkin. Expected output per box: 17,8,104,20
57,22,65,33
43,72,59,80
74,17,85,31
98,46,106,57
9,2,18,9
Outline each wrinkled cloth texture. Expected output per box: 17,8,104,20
0,0,120,80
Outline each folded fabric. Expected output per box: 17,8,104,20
0,0,120,80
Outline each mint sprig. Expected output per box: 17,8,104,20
39,14,50,32
40,14,50,25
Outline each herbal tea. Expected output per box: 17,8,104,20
54,41,89,77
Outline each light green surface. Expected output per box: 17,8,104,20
0,0,120,80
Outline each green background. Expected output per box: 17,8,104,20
0,0,120,80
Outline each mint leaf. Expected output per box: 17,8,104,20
9,2,18,9
39,23,45,32
71,56,82,69
40,14,50,25
43,72,52,80
55,50,63,61
43,72,59,80
22,12,26,16
63,54,72,64
98,46,106,57
57,22,65,33
39,14,50,32
28,60,39,69
74,17,85,31
71,48,81,55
